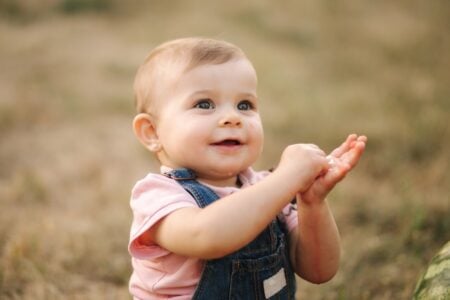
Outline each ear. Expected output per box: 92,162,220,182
133,113,162,153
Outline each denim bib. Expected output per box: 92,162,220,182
164,168,296,300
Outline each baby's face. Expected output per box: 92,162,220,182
154,58,264,186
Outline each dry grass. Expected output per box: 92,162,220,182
1,1,449,299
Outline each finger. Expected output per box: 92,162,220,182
332,134,366,157
317,166,347,192
330,134,357,158
340,142,366,168
303,157,352,200
349,136,367,147
357,135,367,142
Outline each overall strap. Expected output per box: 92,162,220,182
163,168,220,208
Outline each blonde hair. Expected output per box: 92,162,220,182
133,37,247,114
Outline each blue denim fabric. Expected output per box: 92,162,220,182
164,168,296,300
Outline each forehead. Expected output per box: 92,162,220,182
174,58,257,91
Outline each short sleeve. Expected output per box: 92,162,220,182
128,174,197,259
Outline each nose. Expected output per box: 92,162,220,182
219,108,242,127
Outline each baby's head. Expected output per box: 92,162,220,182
133,37,263,185
134,37,247,116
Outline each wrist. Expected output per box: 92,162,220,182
296,198,334,230
270,169,304,198
297,193,327,207
272,168,314,197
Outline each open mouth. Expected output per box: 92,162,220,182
212,139,242,146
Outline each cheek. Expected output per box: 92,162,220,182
248,119,264,140
168,119,209,145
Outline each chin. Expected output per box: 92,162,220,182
214,165,248,178
194,159,253,179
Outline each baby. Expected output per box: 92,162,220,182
128,37,367,299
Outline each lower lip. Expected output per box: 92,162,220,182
211,143,243,152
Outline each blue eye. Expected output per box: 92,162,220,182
237,100,254,111
194,99,215,110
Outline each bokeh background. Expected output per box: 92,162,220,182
0,1,449,299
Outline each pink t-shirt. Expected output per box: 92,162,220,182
128,167,298,300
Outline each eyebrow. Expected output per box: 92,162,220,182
191,89,256,97
239,92,258,99
189,89,214,96
189,90,257,98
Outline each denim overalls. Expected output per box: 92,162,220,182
164,168,296,300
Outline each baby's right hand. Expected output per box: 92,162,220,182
275,144,330,194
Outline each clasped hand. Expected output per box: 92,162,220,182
300,134,367,204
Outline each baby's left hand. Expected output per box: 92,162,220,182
299,134,367,204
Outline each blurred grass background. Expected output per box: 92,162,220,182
0,0,448,299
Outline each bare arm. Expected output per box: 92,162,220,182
147,143,330,259
288,134,367,283
288,199,340,283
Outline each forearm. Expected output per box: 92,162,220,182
292,197,341,283
198,177,292,256
289,134,366,282
153,171,298,259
